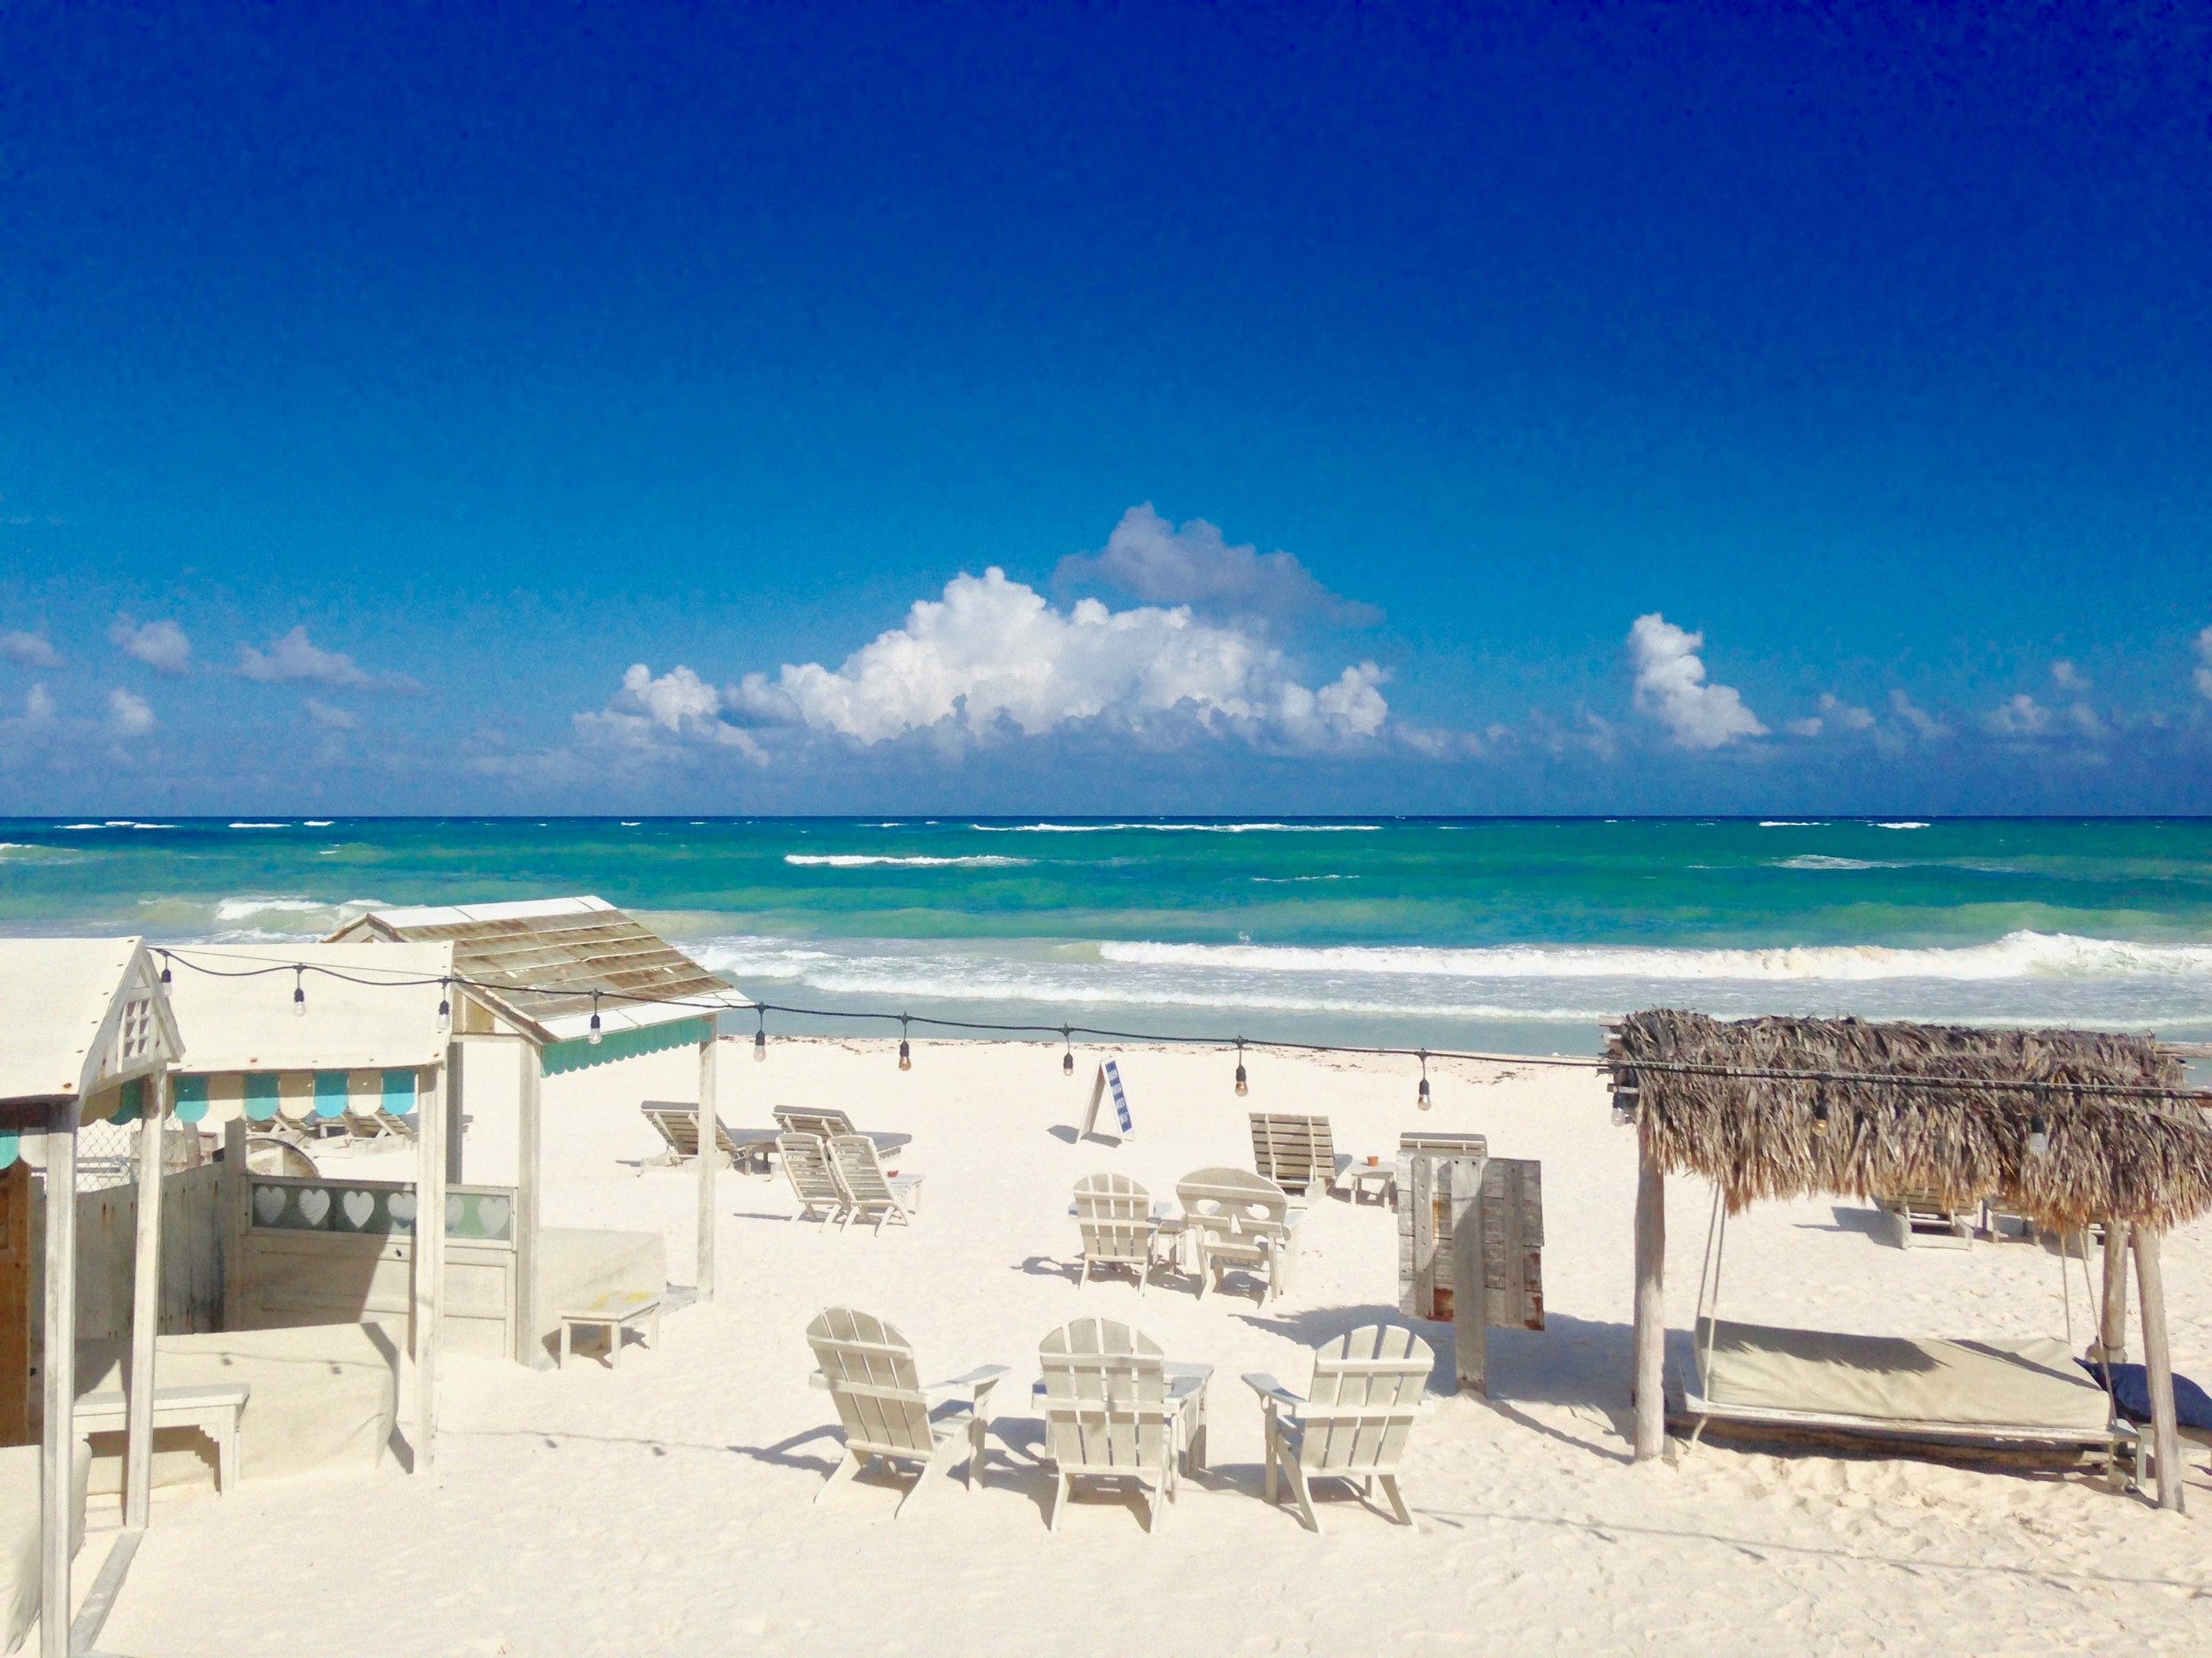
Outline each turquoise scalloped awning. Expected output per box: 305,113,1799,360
540,1015,713,1076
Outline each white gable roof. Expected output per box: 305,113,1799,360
0,937,178,1102
158,942,456,1072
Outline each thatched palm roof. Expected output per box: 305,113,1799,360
1608,1010,2212,1232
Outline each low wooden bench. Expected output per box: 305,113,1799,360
74,1382,251,1494
557,1290,664,1369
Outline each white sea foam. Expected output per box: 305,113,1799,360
131,823,175,829
1771,855,1903,871
228,822,288,829
1758,820,1822,827
1096,932,2212,984
784,854,1032,869
1875,821,1931,830
62,823,101,830
204,894,388,934
1249,874,1356,883
304,820,334,826
972,822,1379,834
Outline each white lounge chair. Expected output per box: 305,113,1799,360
777,1106,858,1140
1073,1172,1164,1293
1176,1166,1303,1302
1035,1317,1211,1533
805,1307,1006,1517
642,1102,778,1174
1243,1324,1434,1532
779,1132,849,1225
1248,1112,1340,1198
829,1134,923,1232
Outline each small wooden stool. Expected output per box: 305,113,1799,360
557,1290,664,1368
74,1382,250,1494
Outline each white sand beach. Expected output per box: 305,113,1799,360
92,1038,2212,1655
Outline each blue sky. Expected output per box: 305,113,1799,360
3,2,2208,815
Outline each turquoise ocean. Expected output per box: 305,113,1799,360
4,817,2211,1054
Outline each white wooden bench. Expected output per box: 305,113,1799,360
73,1383,250,1494
557,1289,664,1368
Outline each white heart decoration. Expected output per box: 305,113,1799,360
475,1195,511,1239
298,1187,331,1226
445,1194,465,1232
388,1192,417,1227
253,1186,286,1226
342,1190,374,1230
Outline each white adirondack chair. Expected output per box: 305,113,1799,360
780,1132,849,1225
1176,1166,1303,1301
830,1134,923,1232
1073,1172,1164,1293
805,1308,1007,1517
1242,1324,1434,1532
1034,1318,1211,1533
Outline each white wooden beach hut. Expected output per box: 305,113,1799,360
328,898,749,1347
0,938,180,1658
151,942,455,1477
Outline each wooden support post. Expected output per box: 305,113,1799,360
124,1072,168,1530
411,1064,448,1473
219,1117,247,1332
2096,1219,2130,1362
2131,1227,2185,1513
513,1051,542,1368
695,1035,718,1301
1448,1158,1486,1394
444,1040,466,1186
1631,1122,1667,1462
40,1099,77,1658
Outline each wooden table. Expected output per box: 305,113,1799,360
557,1290,664,1369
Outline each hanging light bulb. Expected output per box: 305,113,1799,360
1812,1096,1831,1131
1234,1039,1248,1098
292,965,307,1018
588,990,603,1045
898,1015,912,1071
157,952,173,986
1062,1027,1074,1077
753,1007,767,1062
436,977,451,1032
1417,1050,1432,1110
2028,1113,2051,1159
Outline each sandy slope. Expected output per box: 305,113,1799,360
102,1038,2211,1655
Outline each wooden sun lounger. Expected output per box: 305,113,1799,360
1874,1188,1973,1249
641,1102,780,1174
1248,1113,1341,1197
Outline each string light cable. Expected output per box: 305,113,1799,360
143,947,2212,1113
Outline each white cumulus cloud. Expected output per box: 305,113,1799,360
1888,689,1948,740
2195,626,2212,702
1054,504,1380,627
575,664,766,763
1985,693,2051,737
2051,658,2090,692
730,567,1391,751
239,626,419,692
22,684,54,723
111,616,192,674
1,629,61,669
1625,613,1766,748
304,697,359,731
106,687,156,737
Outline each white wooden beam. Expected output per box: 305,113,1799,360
2131,1227,2184,1513
1631,1121,1667,1462
411,1063,448,1472
40,1098,77,1658
695,1035,718,1301
123,1071,169,1530
513,1051,543,1367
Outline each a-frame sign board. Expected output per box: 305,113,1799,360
1079,1056,1134,1144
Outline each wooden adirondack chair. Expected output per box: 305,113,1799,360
1034,1318,1211,1533
1248,1112,1341,1198
780,1132,850,1225
1073,1172,1164,1293
805,1307,1007,1517
1176,1167,1303,1301
1242,1324,1434,1532
829,1134,924,1232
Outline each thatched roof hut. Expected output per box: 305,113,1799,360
1609,1009,2212,1232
